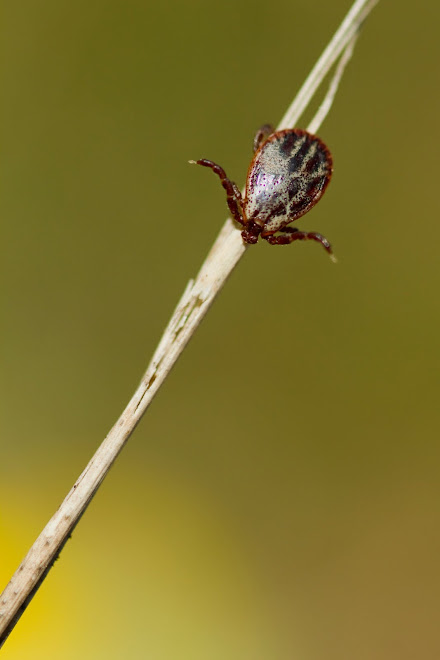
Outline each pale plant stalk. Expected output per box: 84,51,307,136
0,0,379,647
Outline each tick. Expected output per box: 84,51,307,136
190,124,334,257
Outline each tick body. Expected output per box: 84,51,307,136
190,126,334,257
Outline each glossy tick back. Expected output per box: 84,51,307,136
190,124,334,257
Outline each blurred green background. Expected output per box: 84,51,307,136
2,1,440,658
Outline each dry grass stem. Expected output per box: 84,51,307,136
307,32,359,135
279,0,379,130
0,0,379,647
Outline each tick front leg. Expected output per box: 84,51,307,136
263,226,335,259
253,124,275,153
189,158,244,227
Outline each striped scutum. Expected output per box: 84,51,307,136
243,129,333,235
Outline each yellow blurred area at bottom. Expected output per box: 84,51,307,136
0,466,282,659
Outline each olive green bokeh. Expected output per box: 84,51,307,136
2,1,440,658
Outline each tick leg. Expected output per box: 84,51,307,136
189,158,244,227
263,226,334,258
253,124,275,153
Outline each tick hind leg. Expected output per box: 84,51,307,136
189,159,244,227
253,124,275,152
264,226,335,259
